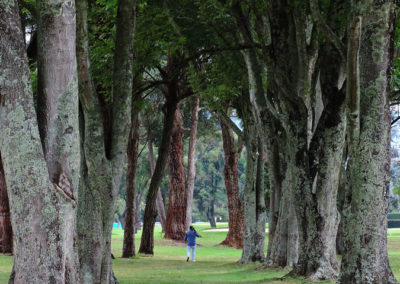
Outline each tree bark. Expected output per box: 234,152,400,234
266,164,299,268
36,0,81,278
0,155,12,254
0,0,80,282
165,107,187,240
122,112,141,258
219,118,244,249
339,2,398,283
238,96,266,264
264,128,299,268
76,0,136,281
147,130,166,232
185,96,200,230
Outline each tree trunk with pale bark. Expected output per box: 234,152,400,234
238,94,266,264
1,0,81,281
339,2,398,283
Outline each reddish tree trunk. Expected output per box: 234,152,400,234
164,108,187,240
122,112,141,258
219,119,244,249
0,155,12,254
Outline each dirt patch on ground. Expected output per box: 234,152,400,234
203,228,269,232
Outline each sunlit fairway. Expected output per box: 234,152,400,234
0,224,400,283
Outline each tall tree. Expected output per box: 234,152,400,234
139,52,191,254
0,0,80,281
164,107,187,240
339,1,398,282
186,96,200,229
238,92,266,264
219,114,244,249
76,0,136,281
122,112,141,258
230,1,348,278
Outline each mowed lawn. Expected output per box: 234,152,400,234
0,224,400,283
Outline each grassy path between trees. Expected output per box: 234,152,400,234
0,223,399,283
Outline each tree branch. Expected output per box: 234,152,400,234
310,0,346,61
216,111,243,138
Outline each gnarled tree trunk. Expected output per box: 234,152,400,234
0,0,80,282
76,0,136,281
339,2,398,283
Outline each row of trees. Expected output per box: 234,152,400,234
0,0,399,283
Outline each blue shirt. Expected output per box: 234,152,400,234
185,230,200,246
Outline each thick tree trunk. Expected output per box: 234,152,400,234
265,131,299,268
238,100,266,264
219,118,244,249
76,0,136,281
0,156,12,254
36,0,81,279
185,96,200,230
147,132,166,232
122,112,141,258
266,169,299,268
165,107,187,240
139,96,178,254
339,2,398,283
0,1,80,282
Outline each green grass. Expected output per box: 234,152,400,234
0,224,399,283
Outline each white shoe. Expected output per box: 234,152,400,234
192,260,196,262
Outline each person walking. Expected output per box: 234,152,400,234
184,225,200,262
